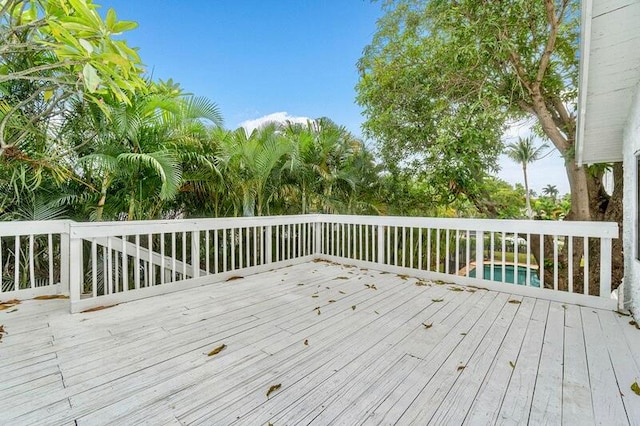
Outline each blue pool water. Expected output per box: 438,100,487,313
469,264,540,288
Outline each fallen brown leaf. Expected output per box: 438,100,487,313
509,361,516,369
225,276,244,282
328,300,336,303
448,287,464,292
0,325,6,342
32,295,69,300
303,339,308,346
457,365,466,371
81,304,117,313
339,291,346,294
266,383,282,399
631,381,640,396
207,344,227,356
432,298,444,303
423,323,433,329
508,300,522,304
351,305,356,311
397,274,409,280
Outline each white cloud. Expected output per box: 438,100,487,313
238,112,312,135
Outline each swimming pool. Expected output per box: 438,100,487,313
469,264,540,287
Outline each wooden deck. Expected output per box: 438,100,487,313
1,261,639,425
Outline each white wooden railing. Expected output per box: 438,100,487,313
0,215,619,312
0,221,69,299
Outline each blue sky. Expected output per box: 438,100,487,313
98,0,569,194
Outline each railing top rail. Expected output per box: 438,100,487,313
0,220,71,236
316,214,619,239
2,214,618,240
69,214,320,238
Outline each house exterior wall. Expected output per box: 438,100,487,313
623,81,640,319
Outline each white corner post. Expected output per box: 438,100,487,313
59,221,71,295
68,234,83,313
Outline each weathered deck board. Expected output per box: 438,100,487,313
0,261,638,425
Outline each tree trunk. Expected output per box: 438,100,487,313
523,164,532,219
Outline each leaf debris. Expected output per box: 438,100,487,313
0,299,21,310
631,381,640,396
351,305,356,311
508,300,522,304
422,323,433,329
457,365,466,371
509,361,516,369
33,295,70,300
335,276,349,280
81,304,117,313
266,383,282,399
208,344,227,356
328,300,336,303
448,287,464,292
339,291,346,294
313,307,321,315
0,325,6,342
432,298,444,303
303,339,308,346
415,280,429,287
225,276,244,282
364,284,377,290
397,274,409,280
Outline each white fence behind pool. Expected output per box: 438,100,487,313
0,215,618,312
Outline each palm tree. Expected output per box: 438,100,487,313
505,137,548,219
542,184,559,201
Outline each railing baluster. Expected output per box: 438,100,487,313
182,231,187,278
160,233,165,285
394,226,398,266
122,235,128,292
28,234,35,288
410,227,414,268
490,232,495,282
135,234,141,290
539,234,545,289
91,239,97,297
526,233,531,287
568,236,573,293
553,235,558,291
205,230,210,274
108,237,115,292
501,232,506,284
48,234,54,287
445,229,450,275
600,237,612,297
436,229,441,272
171,232,176,282
0,238,3,291
148,233,154,286
253,227,258,265
214,230,219,274
455,230,459,276
418,228,423,270
514,232,519,283
14,236,19,291
427,228,432,271
584,237,589,295
465,230,470,277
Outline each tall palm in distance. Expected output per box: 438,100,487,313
542,184,559,201
505,137,548,219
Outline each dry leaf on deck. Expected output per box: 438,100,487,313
81,304,117,313
225,276,244,282
397,274,409,280
0,325,6,342
266,383,282,399
432,298,444,303
339,291,346,294
415,281,429,287
312,295,319,298
351,305,356,311
328,300,336,303
631,382,640,396
460,332,467,336
374,311,379,315
335,277,349,280
448,287,463,292
208,344,227,356
508,300,521,304
509,361,516,369
422,323,433,329
297,283,304,286
32,295,69,300
435,280,445,285
303,339,308,346
0,299,21,310
457,365,466,371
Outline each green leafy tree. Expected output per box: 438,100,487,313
357,0,623,288
505,137,548,219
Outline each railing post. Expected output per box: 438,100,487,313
59,221,71,295
314,219,322,255
191,230,200,279
599,237,612,297
265,226,273,264
69,235,83,313
377,225,385,265
475,231,484,275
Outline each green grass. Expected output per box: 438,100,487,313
490,251,538,266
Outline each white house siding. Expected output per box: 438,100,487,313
623,81,640,319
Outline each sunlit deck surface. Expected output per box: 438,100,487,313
1,261,639,425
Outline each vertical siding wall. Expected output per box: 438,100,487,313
623,81,640,319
